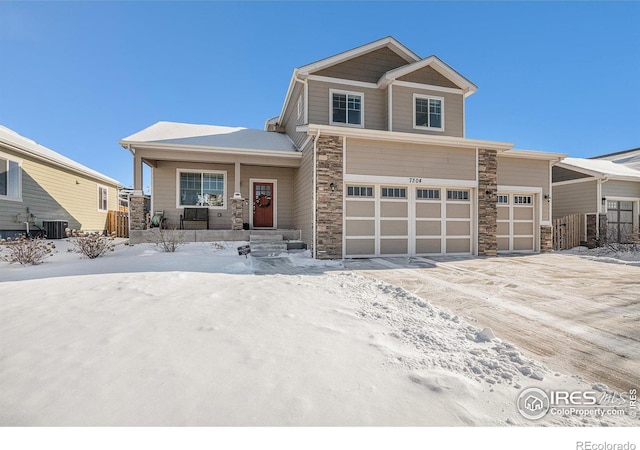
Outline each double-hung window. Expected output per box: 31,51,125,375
178,170,226,208
330,89,363,127
97,185,108,212
414,94,444,131
0,155,22,200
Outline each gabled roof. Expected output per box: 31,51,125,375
556,157,640,181
0,125,121,187
120,121,298,154
273,36,477,129
296,36,420,76
378,55,478,97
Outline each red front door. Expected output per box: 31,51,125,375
253,182,274,228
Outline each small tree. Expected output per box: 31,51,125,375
71,231,116,259
0,236,55,265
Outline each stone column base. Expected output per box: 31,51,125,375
540,225,553,252
230,198,245,231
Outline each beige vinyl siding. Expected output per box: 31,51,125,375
293,139,314,247
153,161,295,230
314,47,409,83
602,180,640,198
398,66,459,89
308,80,387,131
552,180,598,219
346,138,476,180
552,166,592,183
498,157,550,221
391,85,464,137
0,146,117,233
283,83,308,149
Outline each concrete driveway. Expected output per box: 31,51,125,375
345,253,640,392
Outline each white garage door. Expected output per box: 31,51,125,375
344,185,473,257
497,193,536,252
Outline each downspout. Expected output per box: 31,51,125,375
312,128,320,259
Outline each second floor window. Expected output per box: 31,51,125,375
331,89,363,127
414,94,444,131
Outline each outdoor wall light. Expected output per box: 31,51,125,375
330,182,336,192
485,189,493,195
602,197,607,205
544,194,551,200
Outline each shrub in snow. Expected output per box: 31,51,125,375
0,236,55,265
151,226,186,253
70,232,115,259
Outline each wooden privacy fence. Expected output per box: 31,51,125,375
553,213,582,250
107,210,129,238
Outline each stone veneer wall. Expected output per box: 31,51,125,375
315,135,344,259
540,225,553,252
230,198,244,231
477,149,498,256
129,195,147,231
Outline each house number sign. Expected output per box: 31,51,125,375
408,177,423,184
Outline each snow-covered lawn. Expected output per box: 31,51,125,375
0,241,638,426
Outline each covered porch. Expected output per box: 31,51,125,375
120,122,303,241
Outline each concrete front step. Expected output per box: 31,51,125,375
250,234,283,242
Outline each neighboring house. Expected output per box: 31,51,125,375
121,36,564,259
591,148,640,171
552,157,640,244
0,125,121,239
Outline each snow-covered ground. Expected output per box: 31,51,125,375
0,241,638,428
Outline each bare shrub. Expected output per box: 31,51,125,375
604,227,640,253
151,226,186,253
70,232,116,259
0,236,56,265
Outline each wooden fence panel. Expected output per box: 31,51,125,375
553,213,582,250
107,210,129,238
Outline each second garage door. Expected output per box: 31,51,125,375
497,193,536,252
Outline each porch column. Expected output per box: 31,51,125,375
234,162,241,196
130,152,147,231
133,154,143,193
315,135,344,259
477,148,498,256
230,198,244,231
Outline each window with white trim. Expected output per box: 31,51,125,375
296,95,303,121
414,94,444,131
178,170,226,208
0,156,22,200
97,185,109,212
381,187,407,199
416,188,440,199
514,195,532,205
346,186,373,197
497,195,509,204
447,190,469,201
330,89,363,127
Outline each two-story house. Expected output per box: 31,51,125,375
121,37,564,258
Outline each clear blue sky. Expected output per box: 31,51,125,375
1,1,639,188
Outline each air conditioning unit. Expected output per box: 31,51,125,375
42,220,68,239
